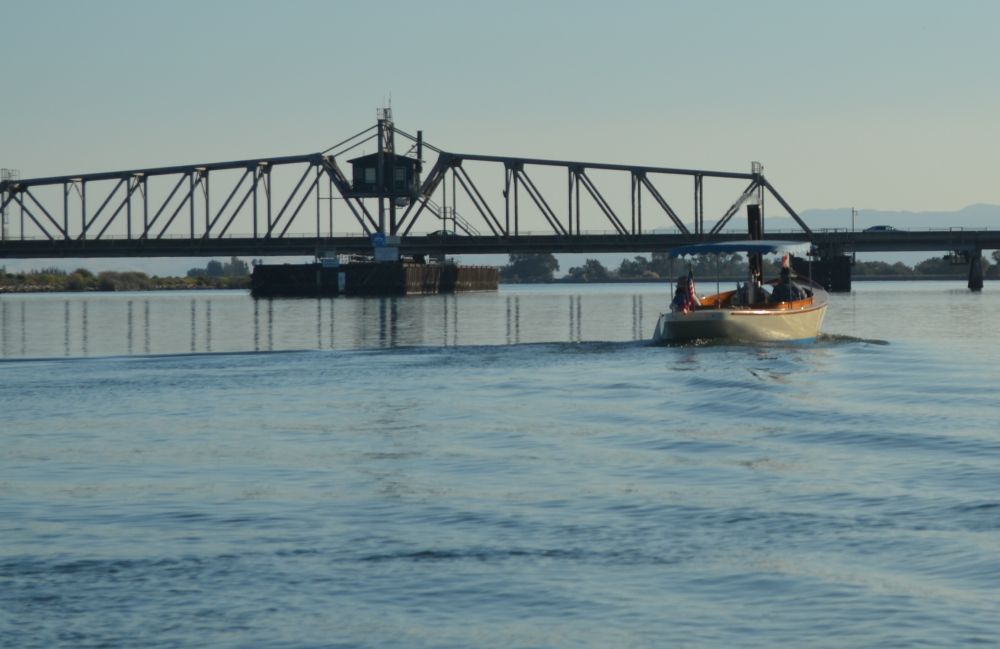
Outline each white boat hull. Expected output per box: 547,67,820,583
653,292,828,344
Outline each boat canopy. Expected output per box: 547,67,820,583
667,240,812,258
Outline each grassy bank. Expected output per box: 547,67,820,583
0,268,249,293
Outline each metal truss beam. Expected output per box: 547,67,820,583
709,180,761,235
575,169,627,235
452,165,504,236
395,151,800,239
0,153,369,247
636,173,689,235
1,121,818,259
396,156,448,236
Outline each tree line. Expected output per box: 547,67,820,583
500,251,1000,283
4,251,997,292
0,257,252,292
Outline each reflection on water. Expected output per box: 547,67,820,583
632,294,643,341
5,283,1000,649
569,295,580,342
4,281,999,359
0,289,658,358
506,295,520,345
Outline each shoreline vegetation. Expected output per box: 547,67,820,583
0,257,251,294
498,252,999,284
1,253,996,293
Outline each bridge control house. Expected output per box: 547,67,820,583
250,144,498,297
347,152,421,199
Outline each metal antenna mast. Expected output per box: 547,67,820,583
376,106,394,233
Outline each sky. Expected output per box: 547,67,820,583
2,0,999,273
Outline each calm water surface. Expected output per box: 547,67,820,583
2,282,999,647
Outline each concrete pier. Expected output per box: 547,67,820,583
793,255,853,292
968,250,984,291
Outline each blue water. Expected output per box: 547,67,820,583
2,282,999,647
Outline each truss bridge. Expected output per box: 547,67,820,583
2,112,996,290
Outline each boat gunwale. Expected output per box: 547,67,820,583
689,286,828,317
674,301,828,318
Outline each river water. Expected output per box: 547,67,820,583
2,282,999,648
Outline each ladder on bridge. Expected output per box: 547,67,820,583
421,197,480,236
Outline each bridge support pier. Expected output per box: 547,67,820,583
968,249,984,291
795,254,852,292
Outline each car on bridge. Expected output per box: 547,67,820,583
863,225,898,232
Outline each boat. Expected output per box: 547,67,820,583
652,240,828,344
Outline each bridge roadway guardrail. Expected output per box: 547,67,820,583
0,228,998,259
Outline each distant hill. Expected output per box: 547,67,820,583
776,204,1000,232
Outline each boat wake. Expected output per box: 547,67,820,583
816,333,890,346
650,333,889,348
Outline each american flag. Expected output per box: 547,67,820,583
683,269,696,314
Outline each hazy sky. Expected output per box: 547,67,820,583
2,0,999,271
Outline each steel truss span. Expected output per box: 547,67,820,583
0,153,368,249
4,122,997,261
0,122,812,259
393,151,808,239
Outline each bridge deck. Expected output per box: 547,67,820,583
1,230,997,259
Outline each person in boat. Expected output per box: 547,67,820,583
770,266,805,303
670,274,701,313
732,280,769,306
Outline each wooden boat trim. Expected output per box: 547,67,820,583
692,291,825,315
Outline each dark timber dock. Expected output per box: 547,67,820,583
250,261,498,297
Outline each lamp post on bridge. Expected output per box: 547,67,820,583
851,207,857,263
0,168,20,240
